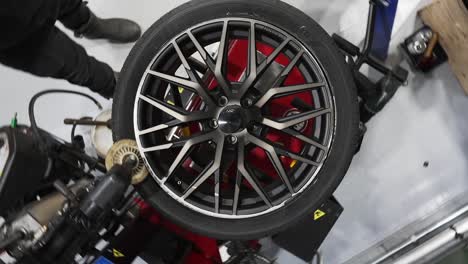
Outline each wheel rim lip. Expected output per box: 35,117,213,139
132,17,337,219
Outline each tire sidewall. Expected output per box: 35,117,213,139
113,0,358,239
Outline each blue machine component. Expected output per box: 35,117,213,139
94,256,114,264
370,0,399,60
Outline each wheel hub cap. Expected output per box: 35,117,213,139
218,105,246,134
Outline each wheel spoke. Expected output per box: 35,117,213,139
138,119,183,136
257,121,328,153
237,138,272,207
182,134,224,199
272,50,304,88
232,25,253,96
250,135,319,167
216,21,229,71
143,133,216,183
247,135,294,194
255,82,325,108
172,41,216,106
187,57,208,73
214,170,221,213
213,20,231,97
236,22,258,97
187,30,232,96
139,94,211,123
163,143,193,183
257,38,290,73
187,31,212,65
138,124,170,136
277,149,320,166
262,108,331,131
232,170,243,215
147,70,198,93
238,37,291,98
217,148,235,214
282,128,328,152
248,23,257,76
142,131,214,153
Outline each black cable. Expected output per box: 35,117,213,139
68,116,97,174
61,145,107,173
28,89,102,151
28,90,106,174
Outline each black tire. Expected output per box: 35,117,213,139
113,0,359,239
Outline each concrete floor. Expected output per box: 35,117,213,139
2,1,468,264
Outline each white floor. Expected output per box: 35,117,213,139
2,1,468,264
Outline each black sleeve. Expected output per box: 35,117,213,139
0,0,59,50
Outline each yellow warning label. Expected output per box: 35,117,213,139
113,248,125,258
314,209,326,221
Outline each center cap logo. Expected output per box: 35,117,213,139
218,105,246,134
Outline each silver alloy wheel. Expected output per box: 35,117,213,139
133,18,336,219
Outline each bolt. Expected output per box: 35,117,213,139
286,110,306,131
218,96,229,106
209,119,219,129
228,135,238,144
243,98,253,107
249,124,260,133
293,123,305,131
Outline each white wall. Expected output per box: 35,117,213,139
3,1,468,264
